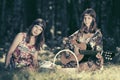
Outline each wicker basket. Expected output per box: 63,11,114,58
53,49,79,73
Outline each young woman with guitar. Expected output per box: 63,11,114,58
61,8,104,70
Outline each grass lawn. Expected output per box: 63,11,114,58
0,59,120,80
0,50,120,80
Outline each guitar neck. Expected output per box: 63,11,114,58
80,50,98,55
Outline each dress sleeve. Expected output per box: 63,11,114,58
93,29,103,53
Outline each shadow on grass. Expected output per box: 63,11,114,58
0,62,13,80
0,62,31,80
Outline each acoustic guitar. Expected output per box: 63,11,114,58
61,30,100,65
61,39,86,65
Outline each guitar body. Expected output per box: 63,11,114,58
61,39,86,65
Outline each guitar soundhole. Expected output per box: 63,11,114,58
86,44,92,50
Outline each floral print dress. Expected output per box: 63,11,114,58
13,33,36,68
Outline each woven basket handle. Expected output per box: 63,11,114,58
53,49,79,70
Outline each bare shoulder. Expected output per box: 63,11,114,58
10,32,26,46
18,32,26,35
17,32,26,37
15,32,26,41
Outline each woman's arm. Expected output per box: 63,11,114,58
94,30,103,53
5,33,23,68
93,30,104,66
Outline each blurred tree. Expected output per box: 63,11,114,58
0,0,120,52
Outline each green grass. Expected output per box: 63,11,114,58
0,64,120,80
0,50,120,80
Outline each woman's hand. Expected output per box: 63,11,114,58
96,53,104,67
96,53,102,59
4,63,10,71
4,64,9,69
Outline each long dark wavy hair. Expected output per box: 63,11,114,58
80,8,98,34
26,18,46,50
